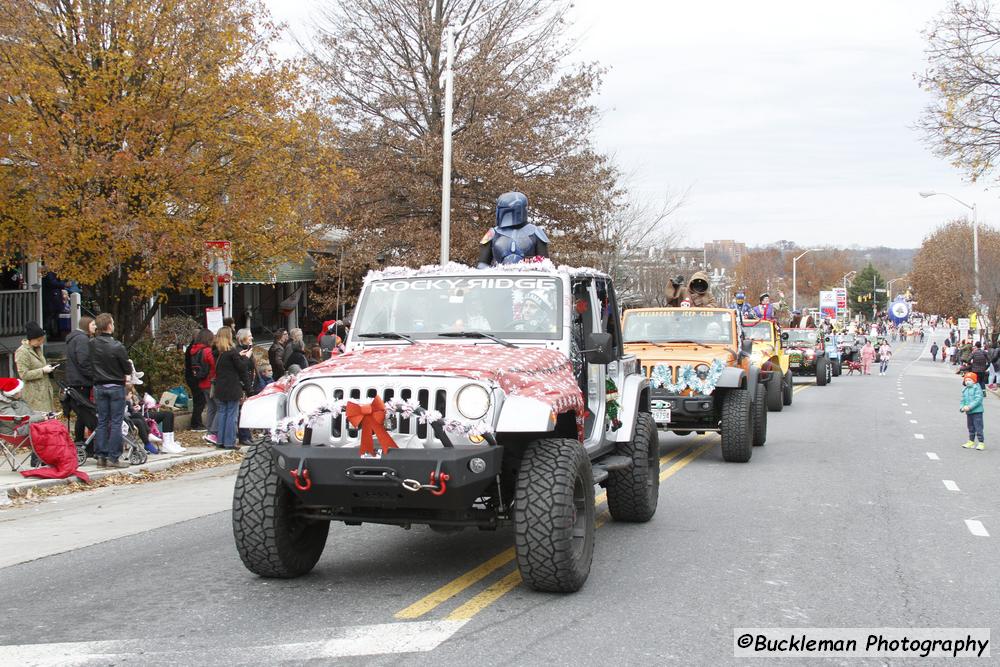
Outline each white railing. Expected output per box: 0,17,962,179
0,289,39,337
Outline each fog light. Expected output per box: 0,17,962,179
469,457,487,474
469,433,485,444
701,401,710,409
294,427,305,441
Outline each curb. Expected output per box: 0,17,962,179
2,449,240,502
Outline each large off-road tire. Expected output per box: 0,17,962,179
233,443,330,578
832,359,842,377
782,370,793,406
514,438,595,592
607,412,659,522
720,389,753,463
816,358,829,386
766,371,783,412
753,385,768,447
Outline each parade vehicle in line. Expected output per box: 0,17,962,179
836,333,861,363
233,261,657,593
782,328,834,385
742,318,793,411
622,307,767,462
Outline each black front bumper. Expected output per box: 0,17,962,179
272,444,503,511
650,391,717,426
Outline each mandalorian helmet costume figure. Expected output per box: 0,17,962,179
477,192,550,267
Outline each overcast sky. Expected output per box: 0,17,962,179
266,0,994,250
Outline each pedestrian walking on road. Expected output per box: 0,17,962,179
89,313,132,468
878,340,892,375
860,340,876,375
960,372,986,450
930,341,939,362
969,342,990,391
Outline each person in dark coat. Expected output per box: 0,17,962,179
969,341,991,391
63,316,95,442
283,328,309,370
41,268,68,338
213,327,253,450
268,328,288,381
88,313,132,468
930,341,939,362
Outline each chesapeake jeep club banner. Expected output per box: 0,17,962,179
819,291,837,320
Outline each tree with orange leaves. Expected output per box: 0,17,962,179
0,0,343,343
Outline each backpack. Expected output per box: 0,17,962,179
190,348,210,380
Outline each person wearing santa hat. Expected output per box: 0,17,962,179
0,378,52,437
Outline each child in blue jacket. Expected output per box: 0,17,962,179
960,372,985,450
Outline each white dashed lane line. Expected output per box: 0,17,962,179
905,411,912,415
914,433,925,440
902,403,909,407
926,452,939,460
910,420,918,424
965,520,990,537
943,480,960,492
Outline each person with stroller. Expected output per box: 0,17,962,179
64,316,95,443
89,313,132,468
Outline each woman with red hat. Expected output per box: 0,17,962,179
0,378,51,437
960,371,986,450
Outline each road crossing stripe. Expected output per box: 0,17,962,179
943,480,960,492
965,520,989,537
397,438,702,620
926,452,939,460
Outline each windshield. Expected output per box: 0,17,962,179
742,323,774,342
353,275,563,340
785,330,819,345
623,310,734,345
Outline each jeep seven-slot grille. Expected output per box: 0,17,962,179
642,364,675,382
326,383,451,446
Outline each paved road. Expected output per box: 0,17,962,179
1,333,997,665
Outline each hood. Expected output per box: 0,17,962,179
626,342,736,368
65,329,86,345
254,343,586,425
688,271,711,293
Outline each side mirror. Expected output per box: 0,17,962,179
583,332,614,365
741,339,753,355
781,332,789,341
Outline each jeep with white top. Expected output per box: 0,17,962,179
233,261,655,592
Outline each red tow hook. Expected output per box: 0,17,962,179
290,459,312,491
429,470,450,496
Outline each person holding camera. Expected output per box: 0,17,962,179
213,327,254,450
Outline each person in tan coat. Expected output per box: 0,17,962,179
14,321,57,413
665,271,717,307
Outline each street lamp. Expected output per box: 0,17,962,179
792,248,820,312
842,270,857,291
439,4,504,265
919,190,979,304
886,277,903,302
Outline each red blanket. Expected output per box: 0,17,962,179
20,420,90,483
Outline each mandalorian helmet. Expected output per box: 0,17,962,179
495,192,528,229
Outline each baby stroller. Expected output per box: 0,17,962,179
59,382,147,466
0,413,88,471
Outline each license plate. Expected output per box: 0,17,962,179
652,408,671,423
790,361,800,368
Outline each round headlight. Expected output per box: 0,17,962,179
694,363,710,378
456,384,491,420
294,383,327,413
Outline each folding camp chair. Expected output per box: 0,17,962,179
0,415,34,471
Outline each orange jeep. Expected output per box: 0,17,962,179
622,307,767,462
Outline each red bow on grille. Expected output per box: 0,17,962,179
345,396,398,457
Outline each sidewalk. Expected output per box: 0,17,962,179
1,432,242,505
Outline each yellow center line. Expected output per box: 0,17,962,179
446,441,716,623
397,434,712,621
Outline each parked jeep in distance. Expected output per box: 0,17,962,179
234,262,656,593
622,307,767,463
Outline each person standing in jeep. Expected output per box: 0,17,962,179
89,313,132,468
